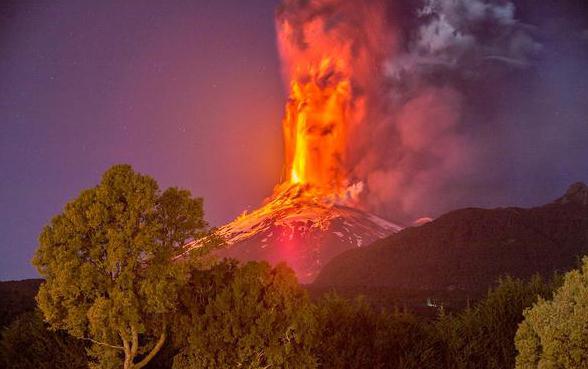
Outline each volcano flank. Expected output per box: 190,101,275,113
180,0,406,283
186,185,402,283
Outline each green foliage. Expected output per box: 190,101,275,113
313,294,439,369
515,257,588,369
172,261,316,369
435,275,559,369
32,164,207,369
24,162,580,369
0,310,87,369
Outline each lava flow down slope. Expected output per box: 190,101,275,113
185,0,404,282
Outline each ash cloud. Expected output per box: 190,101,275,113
277,0,588,223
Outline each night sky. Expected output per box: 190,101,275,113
1,0,588,280
1,0,285,280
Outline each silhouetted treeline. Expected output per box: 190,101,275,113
0,279,42,329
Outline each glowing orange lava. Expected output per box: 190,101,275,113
278,19,354,195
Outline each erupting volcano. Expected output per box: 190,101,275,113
186,0,402,283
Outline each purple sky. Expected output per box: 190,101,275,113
1,0,588,280
1,0,286,280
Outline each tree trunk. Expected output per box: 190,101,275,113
121,326,167,369
133,328,167,369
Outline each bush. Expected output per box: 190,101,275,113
172,261,316,369
0,310,87,369
515,258,588,369
313,294,440,369
435,275,558,369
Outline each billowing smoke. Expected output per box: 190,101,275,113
277,0,588,223
355,0,542,221
275,0,395,193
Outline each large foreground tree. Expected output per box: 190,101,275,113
33,164,207,369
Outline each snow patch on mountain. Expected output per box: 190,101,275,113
184,184,403,283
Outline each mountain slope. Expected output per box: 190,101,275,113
186,184,402,283
314,183,588,293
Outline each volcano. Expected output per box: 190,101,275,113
182,1,405,282
186,185,401,283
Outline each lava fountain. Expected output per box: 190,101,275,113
278,3,361,196
184,0,401,283
281,53,351,193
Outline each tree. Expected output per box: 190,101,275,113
32,164,207,369
435,276,558,369
172,261,317,369
515,258,588,369
313,294,384,369
313,294,436,369
0,310,87,369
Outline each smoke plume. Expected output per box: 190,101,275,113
277,0,588,223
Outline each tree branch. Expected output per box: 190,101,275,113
119,329,133,369
130,325,139,359
80,337,124,351
133,325,167,369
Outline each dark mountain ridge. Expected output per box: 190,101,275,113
0,278,43,328
314,183,588,294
